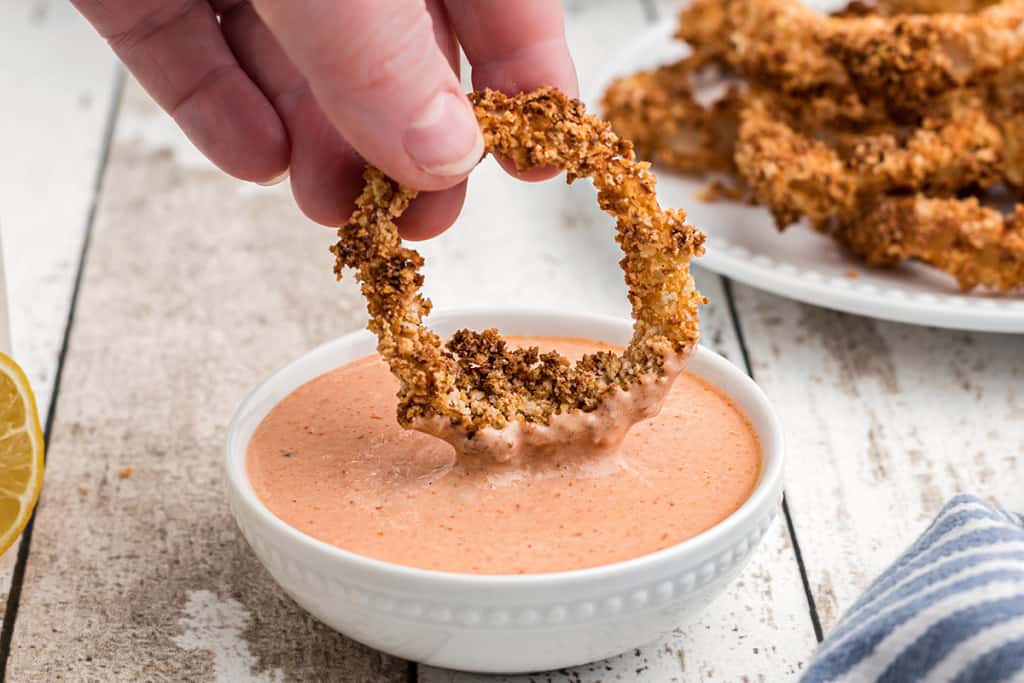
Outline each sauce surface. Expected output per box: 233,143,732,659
247,337,761,574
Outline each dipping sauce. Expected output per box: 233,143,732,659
247,337,761,574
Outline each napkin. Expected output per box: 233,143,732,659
802,495,1024,683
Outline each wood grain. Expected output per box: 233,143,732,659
0,0,120,627
650,0,1024,635
734,292,1024,630
5,1,823,680
5,79,406,682
0,0,119,419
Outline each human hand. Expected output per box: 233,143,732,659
72,0,578,239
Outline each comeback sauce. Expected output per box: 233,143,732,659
247,337,761,574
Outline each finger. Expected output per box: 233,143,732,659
221,1,466,235
399,180,468,241
218,1,359,224
399,0,468,238
250,0,483,193
494,156,564,183
445,0,578,182
285,90,468,237
72,0,289,183
444,0,578,96
426,0,459,73
285,92,367,227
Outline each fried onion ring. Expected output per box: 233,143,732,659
599,57,744,174
331,88,706,451
730,99,1024,290
677,0,1024,118
603,0,1024,292
835,196,1024,291
733,93,1005,228
843,1,1002,14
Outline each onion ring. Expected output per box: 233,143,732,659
835,195,1024,291
733,93,1005,228
600,56,744,174
603,0,1024,292
731,102,1024,290
843,1,1001,14
331,88,706,442
677,0,1024,117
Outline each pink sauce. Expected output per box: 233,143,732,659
412,350,693,468
247,337,761,574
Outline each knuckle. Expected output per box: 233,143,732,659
168,63,237,115
104,0,200,54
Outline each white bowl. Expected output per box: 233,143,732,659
225,309,785,673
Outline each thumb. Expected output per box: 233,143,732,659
252,0,483,191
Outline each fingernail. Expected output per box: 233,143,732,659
257,169,290,186
404,91,483,177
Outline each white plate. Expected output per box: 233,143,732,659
589,19,1024,333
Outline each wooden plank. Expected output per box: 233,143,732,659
0,235,10,355
648,0,1024,634
419,2,819,681
0,0,120,623
5,77,407,681
8,1,816,679
0,0,119,422
733,290,1024,630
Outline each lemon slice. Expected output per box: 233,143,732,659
0,353,44,556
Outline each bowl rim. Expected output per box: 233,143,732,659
225,307,785,588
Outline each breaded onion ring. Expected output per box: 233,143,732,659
734,94,1004,228
845,1,1002,14
677,0,1024,117
600,57,743,174
836,196,1024,291
603,0,1024,292
331,87,706,437
731,104,1024,290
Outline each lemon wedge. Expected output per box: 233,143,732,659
0,353,44,555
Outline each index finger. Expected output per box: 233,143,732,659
445,0,578,181
444,0,578,97
250,0,483,192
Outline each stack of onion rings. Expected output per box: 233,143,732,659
602,0,1024,292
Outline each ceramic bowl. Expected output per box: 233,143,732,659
225,309,785,673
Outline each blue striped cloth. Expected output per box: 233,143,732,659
802,495,1024,683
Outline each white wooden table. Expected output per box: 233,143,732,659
1,1,1021,680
